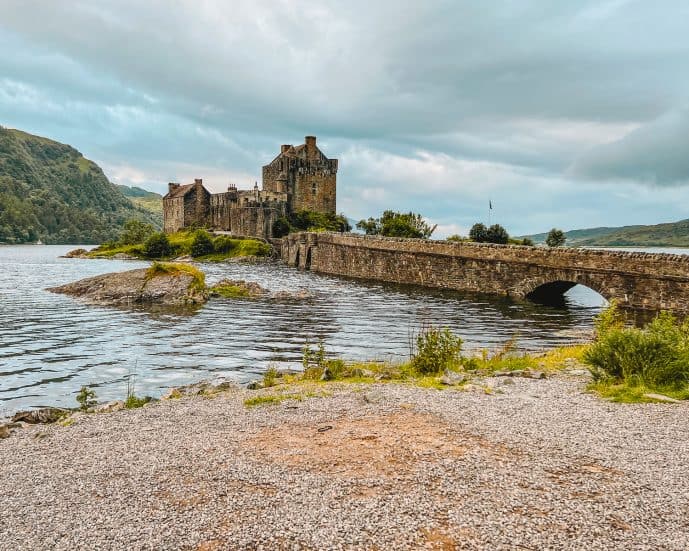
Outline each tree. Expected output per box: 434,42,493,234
356,211,436,239
271,217,291,238
485,224,509,244
546,228,566,247
143,232,173,258
119,219,155,245
469,223,488,242
469,223,509,244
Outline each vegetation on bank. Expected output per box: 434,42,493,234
0,127,159,244
584,303,689,402
86,227,271,261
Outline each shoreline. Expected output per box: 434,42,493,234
2,372,688,549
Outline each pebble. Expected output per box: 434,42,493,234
0,378,687,550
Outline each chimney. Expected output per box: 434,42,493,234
168,182,180,193
281,144,292,153
194,178,203,186
305,136,316,150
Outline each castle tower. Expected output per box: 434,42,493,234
262,136,337,214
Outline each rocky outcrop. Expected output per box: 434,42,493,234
48,266,208,306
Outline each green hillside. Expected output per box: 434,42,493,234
116,184,163,226
523,219,689,247
0,127,160,244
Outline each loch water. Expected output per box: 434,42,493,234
0,244,638,415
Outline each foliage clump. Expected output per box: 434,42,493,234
190,229,214,257
119,219,156,246
143,232,174,258
272,210,351,237
546,228,567,248
356,210,436,239
584,303,689,392
410,325,464,374
469,223,509,244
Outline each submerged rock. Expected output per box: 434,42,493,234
48,264,208,306
210,279,268,299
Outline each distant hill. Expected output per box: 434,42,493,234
523,219,689,247
116,184,163,226
0,127,160,244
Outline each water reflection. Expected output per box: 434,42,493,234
0,244,620,414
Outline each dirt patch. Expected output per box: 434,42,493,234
243,412,470,478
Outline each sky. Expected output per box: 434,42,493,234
1,0,689,237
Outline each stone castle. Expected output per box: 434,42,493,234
163,136,337,238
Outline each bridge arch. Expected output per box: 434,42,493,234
516,274,612,306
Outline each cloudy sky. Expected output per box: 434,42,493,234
1,0,688,237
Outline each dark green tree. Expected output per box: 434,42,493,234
546,228,566,247
469,223,488,242
190,229,214,257
143,232,173,258
485,224,509,244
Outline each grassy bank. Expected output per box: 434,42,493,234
85,229,271,261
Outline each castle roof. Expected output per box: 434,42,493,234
166,183,195,199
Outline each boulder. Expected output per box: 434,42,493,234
643,393,681,404
48,265,208,306
439,369,467,385
61,248,88,258
12,407,69,424
209,279,268,299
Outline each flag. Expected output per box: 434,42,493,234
489,200,493,210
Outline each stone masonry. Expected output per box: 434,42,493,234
283,232,689,313
162,136,337,238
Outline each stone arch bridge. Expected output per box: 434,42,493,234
282,233,689,313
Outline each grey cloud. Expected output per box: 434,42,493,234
570,107,689,185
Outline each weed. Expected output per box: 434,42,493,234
263,366,279,388
411,324,463,374
76,386,97,411
124,371,152,409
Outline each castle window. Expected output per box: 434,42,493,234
312,183,317,196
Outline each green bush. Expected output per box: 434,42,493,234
411,326,463,374
584,304,689,388
190,229,214,257
119,219,155,245
546,228,566,247
143,232,173,258
213,235,238,253
272,217,292,238
356,210,435,239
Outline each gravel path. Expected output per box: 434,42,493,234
1,375,688,550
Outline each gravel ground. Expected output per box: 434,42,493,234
1,374,688,550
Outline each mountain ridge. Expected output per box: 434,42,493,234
0,127,160,244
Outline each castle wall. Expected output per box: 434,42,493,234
163,197,185,233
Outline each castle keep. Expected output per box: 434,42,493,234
163,136,337,238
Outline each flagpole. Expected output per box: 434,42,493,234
488,199,492,226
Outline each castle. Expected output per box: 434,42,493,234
163,136,337,238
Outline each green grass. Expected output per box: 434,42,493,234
86,230,270,261
587,381,689,403
124,394,151,409
210,284,253,298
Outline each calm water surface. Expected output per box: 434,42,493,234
4,244,668,415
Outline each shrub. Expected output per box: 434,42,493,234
263,366,279,388
76,386,97,411
143,232,173,258
213,235,238,253
546,228,566,247
411,326,463,375
190,230,214,257
469,223,509,244
584,304,689,389
272,217,292,238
